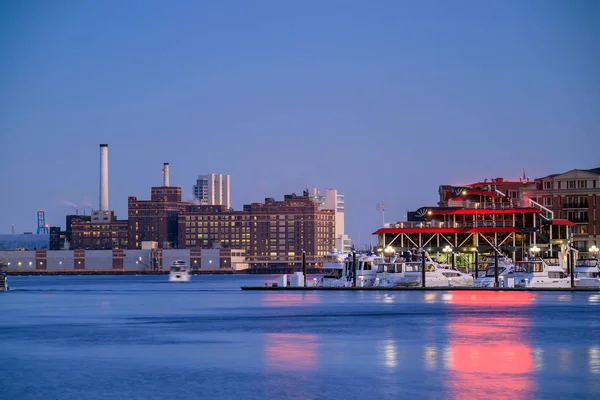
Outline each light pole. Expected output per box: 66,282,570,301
589,245,599,259
384,246,394,262
443,245,452,264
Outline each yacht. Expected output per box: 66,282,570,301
317,249,351,287
374,253,407,287
169,260,191,283
473,255,515,288
318,252,383,287
398,260,474,287
512,257,570,288
574,258,600,288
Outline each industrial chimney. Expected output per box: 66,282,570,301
99,144,109,211
163,162,170,187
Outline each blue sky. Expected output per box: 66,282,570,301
1,0,599,246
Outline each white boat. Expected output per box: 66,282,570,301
373,251,408,287
353,254,384,287
398,260,474,287
473,255,516,288
512,257,570,288
317,249,351,287
317,252,383,287
169,260,191,283
574,258,600,288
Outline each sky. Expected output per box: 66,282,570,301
1,0,599,246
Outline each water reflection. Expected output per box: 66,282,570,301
589,346,600,375
445,291,534,400
260,292,320,307
263,333,318,371
377,339,398,369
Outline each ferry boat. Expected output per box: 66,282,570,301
317,249,351,287
512,257,570,288
574,258,600,288
473,255,516,288
398,260,474,287
0,273,8,291
169,260,191,283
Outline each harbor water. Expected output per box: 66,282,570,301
1,275,599,399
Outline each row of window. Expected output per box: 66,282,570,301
543,180,598,190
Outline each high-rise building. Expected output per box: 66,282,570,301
193,174,231,209
310,188,351,252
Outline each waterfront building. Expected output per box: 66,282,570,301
521,168,600,255
127,186,189,249
376,179,576,268
179,190,335,267
193,174,231,209
65,214,91,245
310,188,351,252
49,227,66,250
71,210,129,250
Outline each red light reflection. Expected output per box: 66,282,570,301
260,292,320,307
446,292,534,399
264,333,318,371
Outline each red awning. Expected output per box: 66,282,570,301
551,219,576,226
432,208,541,216
373,227,520,235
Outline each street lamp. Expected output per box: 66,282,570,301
530,245,540,257
443,245,452,264
590,245,599,258
384,246,394,262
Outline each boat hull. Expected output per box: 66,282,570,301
169,272,191,283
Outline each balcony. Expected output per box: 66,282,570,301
384,220,521,229
562,202,588,209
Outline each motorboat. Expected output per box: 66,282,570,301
374,251,408,287
0,273,8,291
317,249,351,287
353,254,384,287
512,257,570,288
473,255,516,288
398,260,474,287
169,260,191,283
574,258,600,288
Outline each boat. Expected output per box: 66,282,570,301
398,257,474,287
512,257,570,288
574,258,600,288
168,260,191,283
317,249,351,287
473,255,516,288
0,273,8,291
317,252,384,287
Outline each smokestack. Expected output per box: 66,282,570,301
163,162,170,187
99,144,109,211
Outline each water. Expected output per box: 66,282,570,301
1,275,599,399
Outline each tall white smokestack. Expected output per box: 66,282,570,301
163,163,170,186
99,144,109,211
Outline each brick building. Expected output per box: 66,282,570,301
179,191,335,267
71,211,129,250
127,186,189,249
522,168,600,254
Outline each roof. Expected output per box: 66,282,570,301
373,227,521,235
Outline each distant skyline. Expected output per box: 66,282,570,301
1,0,599,246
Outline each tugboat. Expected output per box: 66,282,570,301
168,260,191,283
0,273,9,291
